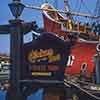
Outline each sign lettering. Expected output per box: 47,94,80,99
30,65,59,72
28,49,61,63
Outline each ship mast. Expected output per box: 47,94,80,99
64,0,72,19
64,0,70,12
94,0,100,24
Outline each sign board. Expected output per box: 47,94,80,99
22,33,71,84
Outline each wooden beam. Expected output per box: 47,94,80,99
25,5,100,19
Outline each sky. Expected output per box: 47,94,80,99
0,0,97,54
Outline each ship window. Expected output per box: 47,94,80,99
67,55,75,66
0,63,1,69
81,63,87,71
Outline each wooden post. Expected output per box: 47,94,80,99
43,87,66,100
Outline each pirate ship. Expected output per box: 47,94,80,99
0,0,100,100
25,0,100,99
25,0,100,78
41,2,98,77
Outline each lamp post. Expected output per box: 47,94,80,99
9,0,24,19
6,0,25,100
0,0,38,100
6,0,36,100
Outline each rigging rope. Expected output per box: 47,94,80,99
75,0,93,22
81,0,92,14
74,0,82,22
44,0,48,3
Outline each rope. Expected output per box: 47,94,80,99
64,79,100,100
44,0,48,3
81,0,92,14
74,0,92,22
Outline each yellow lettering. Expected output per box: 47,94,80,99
48,54,60,63
28,49,61,63
28,49,54,63
32,72,52,76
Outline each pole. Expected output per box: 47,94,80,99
6,0,26,100
0,0,36,99
93,43,100,84
25,5,100,19
6,20,26,100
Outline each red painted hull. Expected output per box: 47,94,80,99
42,3,97,77
65,42,96,77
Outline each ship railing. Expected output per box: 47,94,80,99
64,79,100,100
61,19,94,34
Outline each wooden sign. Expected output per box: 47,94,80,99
22,33,71,84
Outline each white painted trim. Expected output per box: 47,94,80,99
41,3,67,24
79,38,99,44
